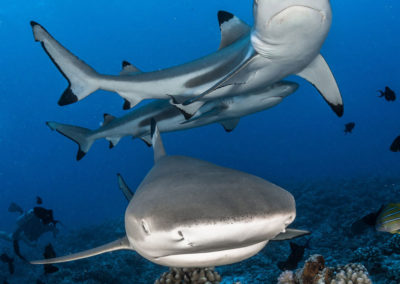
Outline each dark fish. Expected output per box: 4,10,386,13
344,122,355,134
8,202,23,215
13,239,27,262
278,239,311,271
36,280,45,284
378,86,396,101
0,253,14,275
43,243,59,275
390,136,400,152
3,280,9,284
375,203,400,234
33,207,58,226
36,196,43,205
351,205,384,235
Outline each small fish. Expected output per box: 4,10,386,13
36,196,43,205
351,205,384,235
277,239,311,271
390,136,400,152
8,202,23,215
0,253,14,275
375,203,400,234
378,86,396,101
344,122,355,134
36,280,45,284
33,207,58,226
43,243,59,275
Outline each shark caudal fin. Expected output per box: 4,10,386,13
30,237,131,265
46,122,94,161
150,119,166,163
31,21,101,106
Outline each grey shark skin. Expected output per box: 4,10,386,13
31,121,309,267
46,81,298,160
31,2,343,117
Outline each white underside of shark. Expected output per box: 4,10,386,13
31,0,343,118
31,120,309,267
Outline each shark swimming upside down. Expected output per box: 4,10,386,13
31,0,343,118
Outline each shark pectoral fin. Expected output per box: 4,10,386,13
171,99,206,119
140,135,152,147
117,174,134,201
218,11,251,50
220,118,240,132
181,106,224,124
107,137,121,149
30,237,132,265
272,229,311,241
185,48,258,104
120,61,141,76
296,54,343,117
121,95,142,110
151,119,167,163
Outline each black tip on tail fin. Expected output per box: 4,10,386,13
123,99,131,110
76,149,86,161
58,88,78,106
122,61,131,68
218,11,234,28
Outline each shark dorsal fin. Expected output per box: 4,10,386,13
103,113,116,126
117,173,134,201
150,119,166,163
120,61,141,75
30,237,132,265
218,11,251,50
220,118,240,133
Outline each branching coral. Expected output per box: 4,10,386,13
277,255,372,284
154,267,222,284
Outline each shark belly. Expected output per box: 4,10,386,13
149,241,268,267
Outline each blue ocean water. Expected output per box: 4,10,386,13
0,0,399,283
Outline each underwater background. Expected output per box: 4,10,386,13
0,0,399,283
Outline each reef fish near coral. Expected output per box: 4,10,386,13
375,203,400,234
46,80,298,160
378,86,396,102
31,120,309,268
31,0,342,118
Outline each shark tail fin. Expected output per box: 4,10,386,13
30,237,131,265
150,119,166,163
46,121,94,161
31,21,101,106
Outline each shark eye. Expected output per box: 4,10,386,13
141,220,150,235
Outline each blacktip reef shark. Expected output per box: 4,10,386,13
31,0,343,118
46,80,298,160
31,120,309,267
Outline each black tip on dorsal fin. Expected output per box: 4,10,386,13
76,149,86,161
30,21,39,27
58,87,78,106
123,99,131,110
218,11,234,28
122,61,131,68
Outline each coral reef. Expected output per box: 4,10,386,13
154,267,222,284
277,255,372,284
